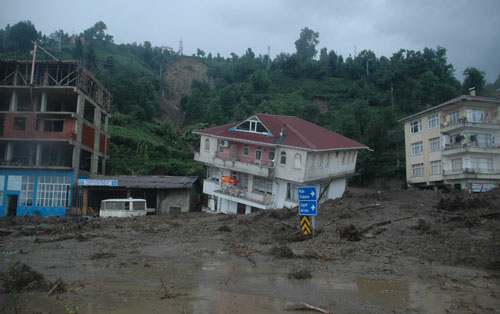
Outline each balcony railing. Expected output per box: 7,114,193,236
443,168,500,176
195,151,275,177
214,185,273,205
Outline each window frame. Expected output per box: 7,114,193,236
428,113,439,129
279,151,286,165
410,119,422,134
204,139,210,152
411,142,423,156
429,137,441,152
411,163,424,177
430,160,441,175
294,153,301,169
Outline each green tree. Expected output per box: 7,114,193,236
462,67,485,95
8,21,38,50
294,27,319,61
72,37,83,60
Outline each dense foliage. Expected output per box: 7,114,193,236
1,22,497,182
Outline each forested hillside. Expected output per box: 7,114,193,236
1,21,499,181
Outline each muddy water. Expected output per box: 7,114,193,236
3,257,496,314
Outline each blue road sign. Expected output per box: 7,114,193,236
298,186,317,201
299,200,318,216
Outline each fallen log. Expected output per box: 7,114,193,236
285,302,330,313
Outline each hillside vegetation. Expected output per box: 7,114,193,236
1,21,499,181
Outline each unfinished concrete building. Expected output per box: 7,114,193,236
0,60,111,216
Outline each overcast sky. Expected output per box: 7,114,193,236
2,0,499,82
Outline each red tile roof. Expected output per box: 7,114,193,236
194,114,367,151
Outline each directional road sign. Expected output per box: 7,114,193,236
298,186,317,201
299,200,317,216
301,216,311,235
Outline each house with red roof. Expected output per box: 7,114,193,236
194,114,367,214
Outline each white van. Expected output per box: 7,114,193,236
100,198,148,218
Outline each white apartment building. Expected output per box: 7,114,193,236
400,92,500,191
193,114,367,214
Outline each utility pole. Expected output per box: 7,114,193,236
366,59,369,78
30,41,37,85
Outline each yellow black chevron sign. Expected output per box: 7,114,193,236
301,216,311,235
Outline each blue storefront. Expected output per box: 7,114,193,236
0,169,84,217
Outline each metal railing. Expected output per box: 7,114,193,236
441,117,499,128
443,168,500,176
215,152,275,168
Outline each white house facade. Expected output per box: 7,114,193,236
194,114,367,214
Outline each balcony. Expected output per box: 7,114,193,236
195,151,275,177
442,142,500,155
203,179,274,209
441,118,500,133
443,168,500,180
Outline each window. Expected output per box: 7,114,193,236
255,146,262,160
280,151,286,165
287,183,299,201
43,120,64,132
269,149,275,161
412,163,424,177
234,117,269,134
449,111,459,124
429,137,441,152
466,109,486,123
294,153,301,169
341,152,346,164
36,176,71,207
207,166,219,181
335,152,339,158
410,119,421,134
243,144,249,156
451,158,462,172
204,139,210,151
239,173,248,188
13,117,26,131
472,158,493,172
253,176,273,194
325,154,330,167
351,151,356,163
7,176,34,206
318,154,323,168
428,113,439,129
133,202,146,211
430,160,442,175
411,142,423,156
218,141,224,153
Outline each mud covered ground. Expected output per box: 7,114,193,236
0,188,499,313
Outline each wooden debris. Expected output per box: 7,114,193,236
285,302,330,313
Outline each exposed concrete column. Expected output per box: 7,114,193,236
73,93,85,180
90,107,102,174
35,143,42,166
40,92,47,112
5,143,13,165
10,91,17,111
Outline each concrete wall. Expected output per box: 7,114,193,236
157,189,192,214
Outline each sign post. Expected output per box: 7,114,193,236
298,186,317,237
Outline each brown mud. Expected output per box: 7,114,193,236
1,187,499,313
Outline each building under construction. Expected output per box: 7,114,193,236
0,60,111,216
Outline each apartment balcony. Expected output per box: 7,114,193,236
442,142,500,156
441,119,500,133
443,168,500,180
203,179,274,209
194,151,274,178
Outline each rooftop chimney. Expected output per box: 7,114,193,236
468,87,476,96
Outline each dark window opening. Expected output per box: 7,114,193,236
236,121,250,131
17,93,34,112
84,101,95,124
41,143,73,167
0,142,6,164
98,156,103,174
0,91,11,111
46,93,78,112
12,142,36,165
43,120,64,132
13,117,26,130
79,150,92,172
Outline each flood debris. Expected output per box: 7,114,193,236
338,224,361,241
287,269,312,280
269,245,295,259
285,302,330,314
1,261,48,293
90,250,116,260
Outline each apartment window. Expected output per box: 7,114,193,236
239,173,248,188
255,146,262,160
449,111,459,124
253,176,273,194
428,113,439,129
472,158,493,172
218,141,224,153
8,176,34,206
430,160,442,175
451,158,462,172
36,176,71,207
287,183,299,201
412,163,424,177
294,153,301,169
429,137,441,152
13,117,26,130
280,151,286,165
43,120,64,132
204,139,210,151
466,109,486,123
243,144,249,156
269,149,275,161
411,142,423,156
410,119,421,134
207,166,219,181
